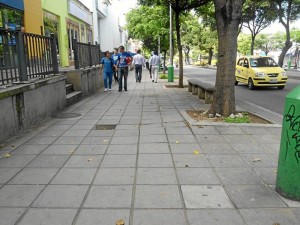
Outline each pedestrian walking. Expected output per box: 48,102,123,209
133,49,145,83
111,48,119,83
100,51,114,92
149,51,160,83
117,45,132,92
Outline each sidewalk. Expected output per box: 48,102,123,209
0,69,300,225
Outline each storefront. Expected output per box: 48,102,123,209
0,0,24,30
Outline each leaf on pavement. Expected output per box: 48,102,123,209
115,219,125,225
193,150,199,155
103,139,109,143
175,140,180,144
252,158,261,162
3,153,12,158
87,157,94,162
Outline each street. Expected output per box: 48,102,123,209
181,66,300,116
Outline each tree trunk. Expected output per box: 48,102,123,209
175,11,184,88
251,35,255,55
210,0,244,117
208,47,213,65
163,50,167,74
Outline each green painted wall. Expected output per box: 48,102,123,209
42,0,69,67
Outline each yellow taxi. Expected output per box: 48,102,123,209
235,56,288,90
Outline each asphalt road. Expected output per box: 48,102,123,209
180,66,300,116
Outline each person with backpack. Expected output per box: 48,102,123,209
111,48,119,83
101,51,114,92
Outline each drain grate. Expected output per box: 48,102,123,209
95,124,117,130
52,113,82,119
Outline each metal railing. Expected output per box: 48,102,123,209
73,39,101,69
0,30,59,86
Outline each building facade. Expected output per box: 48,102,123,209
91,0,127,51
42,0,93,67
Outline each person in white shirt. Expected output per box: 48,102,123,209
149,51,160,83
133,49,146,83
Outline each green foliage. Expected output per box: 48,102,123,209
223,115,250,123
291,29,300,43
255,32,285,55
238,34,252,55
43,17,58,36
159,73,179,79
126,6,169,52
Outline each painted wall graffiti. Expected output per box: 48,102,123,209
284,105,300,163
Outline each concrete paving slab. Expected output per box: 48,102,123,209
75,209,130,225
84,185,133,208
230,143,268,154
62,129,90,136
136,168,177,184
64,155,103,168
215,168,263,185
69,124,95,130
0,155,36,168
240,208,300,225
75,144,108,155
81,136,111,145
94,168,135,185
42,144,78,155
47,124,73,131
51,168,97,184
114,129,139,136
87,130,114,137
32,185,89,208
36,129,65,137
139,127,165,136
139,134,168,143
173,154,211,168
27,155,69,168
253,167,277,185
26,136,58,145
12,144,49,155
207,154,249,168
168,134,198,143
133,209,187,225
251,134,281,144
9,168,58,185
177,168,220,185
195,135,227,144
181,185,234,209
187,209,246,225
223,134,258,144
110,136,139,145
165,127,193,135
170,143,202,154
134,185,182,208
18,208,77,225
0,185,44,207
75,120,98,125
53,136,85,145
240,153,278,168
139,143,170,154
101,155,136,168
106,144,137,155
0,208,26,225
0,168,21,184
200,143,237,155
241,126,272,135
138,154,173,167
225,185,286,208
216,126,246,135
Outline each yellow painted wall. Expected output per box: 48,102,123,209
23,0,43,35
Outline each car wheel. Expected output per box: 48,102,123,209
248,78,255,90
278,86,285,90
235,80,238,85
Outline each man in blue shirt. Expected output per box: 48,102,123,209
116,46,132,92
111,48,119,83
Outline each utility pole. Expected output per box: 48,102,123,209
158,36,160,72
168,4,174,82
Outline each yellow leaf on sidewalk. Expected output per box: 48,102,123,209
88,158,94,162
3,153,11,158
175,141,180,144
116,219,125,225
193,150,199,155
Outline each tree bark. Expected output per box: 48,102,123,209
210,0,244,117
175,11,184,88
163,50,167,74
208,47,213,65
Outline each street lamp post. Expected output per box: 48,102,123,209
168,4,174,82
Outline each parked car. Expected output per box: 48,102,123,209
235,56,288,90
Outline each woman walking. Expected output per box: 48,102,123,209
101,51,114,91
